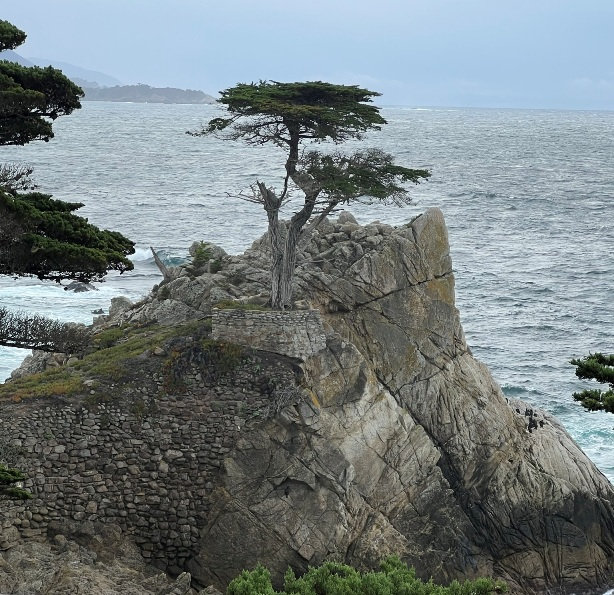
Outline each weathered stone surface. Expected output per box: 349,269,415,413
0,522,188,594
189,209,614,593
3,208,614,594
128,298,206,326
212,308,327,360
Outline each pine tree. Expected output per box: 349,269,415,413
570,353,614,414
191,80,429,310
0,20,135,351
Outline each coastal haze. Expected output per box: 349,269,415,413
2,0,614,110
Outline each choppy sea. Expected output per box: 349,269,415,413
0,102,612,485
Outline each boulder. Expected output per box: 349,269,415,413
63,281,98,292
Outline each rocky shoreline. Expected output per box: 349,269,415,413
1,209,613,594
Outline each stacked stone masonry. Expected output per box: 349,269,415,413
212,309,327,360
0,355,296,575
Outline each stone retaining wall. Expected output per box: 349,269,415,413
0,353,296,575
211,309,327,360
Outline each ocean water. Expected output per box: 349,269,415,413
0,102,612,485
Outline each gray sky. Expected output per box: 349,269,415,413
4,0,613,109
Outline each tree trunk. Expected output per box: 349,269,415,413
257,182,285,309
269,221,285,310
277,190,319,309
278,220,301,309
150,246,176,283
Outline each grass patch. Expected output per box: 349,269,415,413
92,326,126,349
77,321,207,381
0,321,212,402
213,299,270,311
0,368,84,401
77,329,165,380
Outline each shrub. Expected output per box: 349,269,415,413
0,463,32,500
226,556,506,595
93,326,125,348
199,339,246,378
227,565,276,595
192,241,213,266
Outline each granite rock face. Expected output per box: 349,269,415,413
0,521,202,595
189,209,614,593
3,209,614,594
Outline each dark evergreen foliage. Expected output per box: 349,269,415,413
0,20,26,52
0,20,135,352
0,463,31,500
226,556,506,594
192,80,430,309
204,80,387,145
570,353,614,414
0,20,83,146
0,190,134,282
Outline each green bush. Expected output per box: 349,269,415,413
227,565,277,595
192,241,213,266
200,339,246,377
226,556,506,595
0,463,32,500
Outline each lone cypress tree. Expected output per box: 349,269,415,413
570,353,614,414
0,20,135,351
191,80,429,309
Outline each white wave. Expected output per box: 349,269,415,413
130,246,154,262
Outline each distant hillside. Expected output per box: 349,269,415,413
82,84,216,104
26,56,122,87
1,52,215,105
0,50,34,67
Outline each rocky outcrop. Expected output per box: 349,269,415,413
2,209,614,594
0,521,210,594
181,210,614,593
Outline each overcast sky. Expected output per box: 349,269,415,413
4,0,613,109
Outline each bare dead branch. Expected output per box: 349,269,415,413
0,307,91,352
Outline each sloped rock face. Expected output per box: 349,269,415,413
3,209,614,594
0,521,200,595
188,209,614,594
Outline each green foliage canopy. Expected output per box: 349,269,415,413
570,352,614,414
0,19,83,146
0,190,134,282
205,80,386,147
0,20,135,352
193,80,430,309
0,20,135,285
226,556,506,595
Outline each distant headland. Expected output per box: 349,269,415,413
81,83,216,104
0,50,216,105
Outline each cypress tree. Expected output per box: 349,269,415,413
570,353,614,414
191,80,429,310
0,20,134,350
